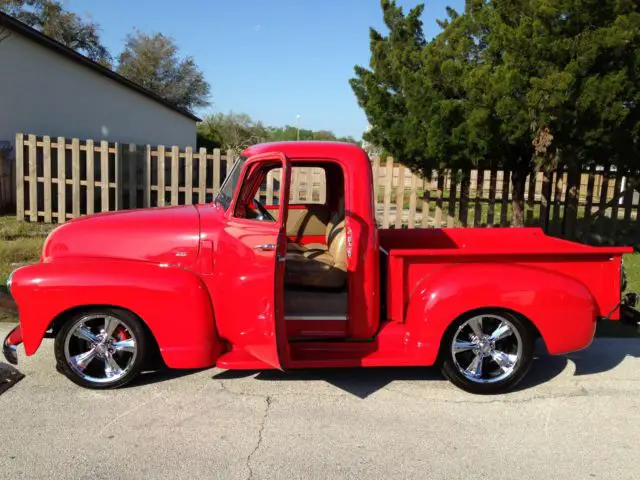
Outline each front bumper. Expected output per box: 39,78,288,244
2,325,22,365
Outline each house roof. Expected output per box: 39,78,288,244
0,11,201,122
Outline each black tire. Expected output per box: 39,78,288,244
440,310,535,395
54,308,148,389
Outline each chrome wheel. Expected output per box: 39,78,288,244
450,313,523,384
63,314,138,385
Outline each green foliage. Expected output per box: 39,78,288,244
0,0,111,64
197,112,268,151
197,112,361,151
352,0,640,225
117,31,211,112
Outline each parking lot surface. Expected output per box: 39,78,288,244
1,323,640,479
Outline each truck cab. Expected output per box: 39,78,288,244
4,142,635,394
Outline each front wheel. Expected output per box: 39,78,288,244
54,308,148,389
440,311,534,394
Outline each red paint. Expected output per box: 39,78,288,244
6,141,632,381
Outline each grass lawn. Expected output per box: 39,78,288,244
0,215,638,337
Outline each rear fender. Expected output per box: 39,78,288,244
10,259,221,369
404,263,598,364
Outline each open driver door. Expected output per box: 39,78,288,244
218,152,291,369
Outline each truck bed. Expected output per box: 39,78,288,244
379,227,632,323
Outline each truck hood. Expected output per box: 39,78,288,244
42,205,200,268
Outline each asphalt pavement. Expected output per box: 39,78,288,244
1,322,640,480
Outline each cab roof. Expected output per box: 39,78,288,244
242,141,369,167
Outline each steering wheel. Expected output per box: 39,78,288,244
252,199,276,222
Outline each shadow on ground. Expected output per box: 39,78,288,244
211,338,640,399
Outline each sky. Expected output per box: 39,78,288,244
64,0,464,139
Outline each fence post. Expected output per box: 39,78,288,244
421,184,430,228
435,174,444,227
487,167,497,226
15,134,24,221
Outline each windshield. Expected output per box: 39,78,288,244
214,156,247,210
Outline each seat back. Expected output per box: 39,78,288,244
328,220,347,271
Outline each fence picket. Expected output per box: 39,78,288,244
540,169,552,231
584,165,595,219
213,149,221,195
421,183,430,228
408,172,418,229
435,174,444,228
143,145,151,208
500,170,510,227
100,140,109,212
57,137,66,222
28,134,37,221
42,136,52,222
127,144,137,209
198,148,207,204
185,147,193,205
86,139,95,215
448,171,458,228
171,146,179,206
15,134,24,220
526,170,536,225
487,168,497,227
459,171,470,227
395,166,406,228
474,169,484,227
382,157,393,228
157,145,165,207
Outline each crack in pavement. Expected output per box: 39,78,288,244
246,395,272,480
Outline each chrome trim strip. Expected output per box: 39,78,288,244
284,315,347,321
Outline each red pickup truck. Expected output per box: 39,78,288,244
3,142,636,394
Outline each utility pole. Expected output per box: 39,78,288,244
296,115,301,141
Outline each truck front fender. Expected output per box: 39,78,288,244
404,263,598,364
10,259,221,369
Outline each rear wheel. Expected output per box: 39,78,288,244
440,311,534,394
54,308,147,389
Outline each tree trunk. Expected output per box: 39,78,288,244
510,166,528,227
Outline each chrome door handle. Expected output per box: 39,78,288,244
254,244,276,251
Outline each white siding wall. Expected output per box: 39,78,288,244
0,31,197,151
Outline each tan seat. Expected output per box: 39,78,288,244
287,197,345,255
285,220,347,289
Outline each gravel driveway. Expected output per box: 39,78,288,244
1,323,640,480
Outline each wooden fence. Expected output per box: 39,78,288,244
14,133,640,245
